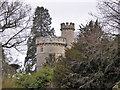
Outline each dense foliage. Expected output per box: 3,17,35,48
2,0,120,89
43,54,56,68
2,67,53,89
97,0,120,87
24,6,55,73
16,67,53,88
53,20,120,89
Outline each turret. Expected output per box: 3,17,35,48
60,22,75,48
36,36,66,71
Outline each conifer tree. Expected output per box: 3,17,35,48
53,20,120,88
24,6,54,73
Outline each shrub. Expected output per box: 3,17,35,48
15,66,53,89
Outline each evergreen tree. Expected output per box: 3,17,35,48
24,37,36,73
31,6,55,37
24,6,55,73
43,54,56,68
53,20,120,88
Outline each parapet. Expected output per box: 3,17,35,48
36,36,67,46
60,22,75,31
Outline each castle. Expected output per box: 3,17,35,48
36,22,75,71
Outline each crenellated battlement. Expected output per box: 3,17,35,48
60,22,75,31
36,36,67,45
36,22,75,71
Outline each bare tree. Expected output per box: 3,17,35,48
0,0,32,50
94,0,120,33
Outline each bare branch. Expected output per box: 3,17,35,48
0,1,32,49
95,0,120,31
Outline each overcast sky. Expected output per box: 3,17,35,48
22,0,98,36
8,0,98,66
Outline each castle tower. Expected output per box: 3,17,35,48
36,37,66,71
36,22,75,71
60,22,75,48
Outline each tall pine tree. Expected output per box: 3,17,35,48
24,6,55,73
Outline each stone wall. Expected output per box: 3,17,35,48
61,22,75,47
36,37,66,71
36,36,66,45
61,30,74,47
36,22,75,71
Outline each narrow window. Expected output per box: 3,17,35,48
41,47,43,52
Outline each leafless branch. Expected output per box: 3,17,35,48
0,0,32,49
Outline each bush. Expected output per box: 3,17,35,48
2,66,53,89
15,66,53,89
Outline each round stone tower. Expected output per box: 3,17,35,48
36,36,66,71
60,22,75,48
36,22,75,71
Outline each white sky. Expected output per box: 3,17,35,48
7,0,98,67
22,0,98,36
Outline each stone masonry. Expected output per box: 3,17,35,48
36,22,75,71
